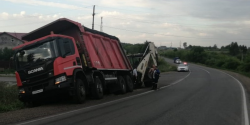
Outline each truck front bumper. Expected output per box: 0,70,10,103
18,77,73,102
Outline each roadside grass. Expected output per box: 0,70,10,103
0,82,24,113
158,57,176,72
0,69,15,74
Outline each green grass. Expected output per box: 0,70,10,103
0,69,15,74
0,82,24,113
158,57,176,72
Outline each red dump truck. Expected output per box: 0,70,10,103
13,18,133,104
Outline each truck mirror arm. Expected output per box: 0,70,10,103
62,52,70,58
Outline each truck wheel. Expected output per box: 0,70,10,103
136,82,142,88
92,76,104,99
125,75,133,92
24,101,40,107
74,78,86,104
144,82,153,87
118,76,127,94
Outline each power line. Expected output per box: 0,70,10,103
101,16,250,30
1,3,247,30
0,18,249,41
94,24,250,41
0,6,93,21
79,1,158,13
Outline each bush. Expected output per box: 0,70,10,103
237,63,250,72
0,68,15,74
0,82,24,112
158,57,176,72
221,58,241,70
204,58,216,66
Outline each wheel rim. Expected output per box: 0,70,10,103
80,86,85,96
122,84,125,90
98,83,103,93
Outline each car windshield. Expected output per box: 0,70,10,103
15,41,55,69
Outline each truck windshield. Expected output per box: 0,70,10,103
15,41,56,69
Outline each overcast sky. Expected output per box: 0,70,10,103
0,0,250,48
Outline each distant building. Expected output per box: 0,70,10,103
0,32,26,49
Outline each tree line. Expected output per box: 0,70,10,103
121,41,149,54
161,42,250,76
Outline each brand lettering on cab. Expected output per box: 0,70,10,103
28,67,44,74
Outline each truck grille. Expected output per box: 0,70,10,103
25,70,53,85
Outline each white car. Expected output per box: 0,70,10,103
177,64,189,72
175,59,182,64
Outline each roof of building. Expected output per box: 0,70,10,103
0,32,27,40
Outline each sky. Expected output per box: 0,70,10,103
0,0,250,48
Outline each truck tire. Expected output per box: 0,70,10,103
125,75,133,92
24,100,40,107
74,78,86,104
144,81,153,87
118,76,127,94
92,76,104,99
136,82,142,88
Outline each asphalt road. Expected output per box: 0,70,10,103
16,59,248,125
0,76,16,86
0,76,16,82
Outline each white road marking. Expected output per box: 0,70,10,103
168,58,248,125
17,72,191,125
219,71,249,125
196,65,249,125
198,67,210,74
161,71,191,89
17,90,155,125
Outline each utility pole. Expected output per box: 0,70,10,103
100,17,103,32
92,5,95,30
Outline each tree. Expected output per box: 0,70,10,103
229,42,239,56
188,46,206,63
239,45,247,54
187,45,193,49
183,42,187,49
0,47,14,61
121,41,149,54
239,45,247,61
213,44,218,50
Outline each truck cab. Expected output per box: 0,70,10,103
14,34,85,103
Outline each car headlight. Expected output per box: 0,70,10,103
55,75,67,84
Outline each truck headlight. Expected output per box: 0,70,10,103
55,75,67,84
19,88,25,94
